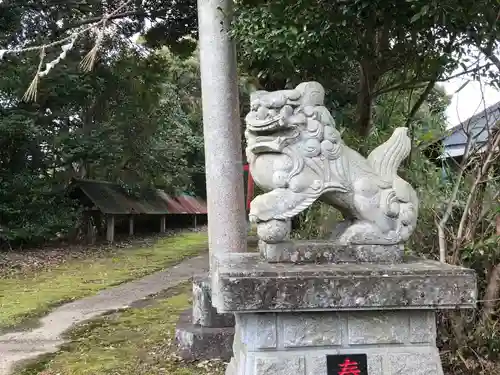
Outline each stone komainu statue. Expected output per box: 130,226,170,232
245,81,419,245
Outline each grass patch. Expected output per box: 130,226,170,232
0,232,208,330
14,283,226,375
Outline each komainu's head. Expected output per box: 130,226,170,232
245,82,326,153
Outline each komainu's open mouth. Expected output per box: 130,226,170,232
245,111,283,133
247,127,299,154
248,118,282,132
245,101,297,134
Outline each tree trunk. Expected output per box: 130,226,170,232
464,182,487,243
357,61,379,137
482,263,500,323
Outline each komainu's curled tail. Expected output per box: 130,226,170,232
367,127,418,241
367,127,411,183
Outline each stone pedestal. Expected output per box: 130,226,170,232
260,240,404,264
175,274,235,361
212,253,477,375
228,311,441,375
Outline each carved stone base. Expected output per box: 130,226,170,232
212,254,476,375
192,275,235,328
212,253,476,313
175,309,234,361
226,310,444,375
259,240,404,263
175,274,235,361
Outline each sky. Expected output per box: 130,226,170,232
442,69,500,129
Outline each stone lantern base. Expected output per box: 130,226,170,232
212,253,476,375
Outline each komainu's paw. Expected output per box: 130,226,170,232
249,188,318,222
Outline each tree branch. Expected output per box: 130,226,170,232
61,10,149,31
374,63,490,97
375,81,427,97
436,134,474,263
404,79,437,127
452,130,500,264
479,46,500,71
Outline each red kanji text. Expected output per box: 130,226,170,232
337,358,361,375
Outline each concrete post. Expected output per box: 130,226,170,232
106,214,115,243
128,215,134,236
197,0,247,259
160,215,167,233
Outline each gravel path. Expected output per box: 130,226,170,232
0,253,209,375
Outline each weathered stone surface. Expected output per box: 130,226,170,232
306,355,327,375
198,0,248,263
245,81,419,249
389,352,443,375
348,311,409,345
256,220,291,243
409,311,436,343
281,240,404,264
175,309,234,361
368,355,384,375
213,253,477,313
281,313,342,347
229,309,445,375
258,240,294,262
192,274,234,328
255,356,305,375
240,314,277,349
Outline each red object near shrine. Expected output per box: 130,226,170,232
243,164,254,212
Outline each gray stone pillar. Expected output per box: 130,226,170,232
106,214,115,243
197,0,247,262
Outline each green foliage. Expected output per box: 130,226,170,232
407,0,500,89
291,201,341,240
0,173,80,244
230,0,499,137
0,3,205,245
233,3,457,94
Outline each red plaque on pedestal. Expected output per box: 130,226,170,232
327,354,368,375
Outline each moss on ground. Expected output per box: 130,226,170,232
14,283,226,375
0,232,208,330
